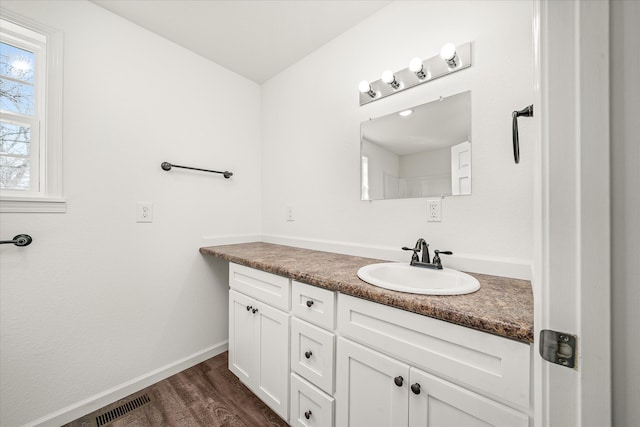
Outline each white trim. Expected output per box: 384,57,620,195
532,1,544,426
535,0,611,425
0,8,64,209
25,341,228,427
200,233,263,247
262,234,532,280
0,195,66,212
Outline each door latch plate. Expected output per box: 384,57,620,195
539,329,577,368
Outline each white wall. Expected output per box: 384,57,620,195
610,1,640,425
0,1,261,426
261,1,534,267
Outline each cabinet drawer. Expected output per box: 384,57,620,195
337,293,531,410
291,317,335,394
292,281,335,330
229,263,290,311
290,373,334,427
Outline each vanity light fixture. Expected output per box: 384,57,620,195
359,42,472,106
381,70,401,89
440,43,459,68
359,80,377,98
409,57,429,80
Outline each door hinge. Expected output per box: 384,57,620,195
539,329,577,369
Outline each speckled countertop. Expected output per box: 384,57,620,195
200,242,534,343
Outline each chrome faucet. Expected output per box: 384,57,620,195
402,238,452,270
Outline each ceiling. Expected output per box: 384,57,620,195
91,0,392,84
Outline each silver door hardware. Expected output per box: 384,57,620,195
539,329,577,368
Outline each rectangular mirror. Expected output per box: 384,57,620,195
361,91,471,200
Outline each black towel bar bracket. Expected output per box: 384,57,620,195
512,105,534,164
161,162,233,179
0,234,33,247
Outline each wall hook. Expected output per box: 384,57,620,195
512,105,533,164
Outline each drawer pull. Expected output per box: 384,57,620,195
394,376,404,387
306,300,314,307
304,410,312,420
252,308,258,314
411,383,421,395
246,305,252,311
304,350,313,359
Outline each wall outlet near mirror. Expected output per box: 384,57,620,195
427,199,442,222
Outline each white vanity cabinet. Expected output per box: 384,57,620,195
225,263,532,427
336,293,531,427
228,264,290,420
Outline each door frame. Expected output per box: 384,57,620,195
533,0,611,426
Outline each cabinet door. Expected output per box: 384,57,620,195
228,290,256,386
336,337,409,427
408,367,529,427
254,299,290,420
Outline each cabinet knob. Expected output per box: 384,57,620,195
411,383,421,395
304,410,312,420
304,351,312,359
252,308,258,314
394,376,404,387
246,305,252,311
306,300,314,307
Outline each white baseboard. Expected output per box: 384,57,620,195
27,341,228,427
262,234,532,280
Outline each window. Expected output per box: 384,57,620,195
0,11,64,212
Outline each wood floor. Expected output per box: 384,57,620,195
64,351,288,427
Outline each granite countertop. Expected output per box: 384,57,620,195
200,242,534,343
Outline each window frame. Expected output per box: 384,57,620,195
0,9,64,213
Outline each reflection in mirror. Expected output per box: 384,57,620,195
361,91,471,201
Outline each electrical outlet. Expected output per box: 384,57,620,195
136,202,153,223
286,205,295,222
427,199,442,222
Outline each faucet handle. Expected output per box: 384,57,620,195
402,246,420,263
434,250,452,256
432,250,452,269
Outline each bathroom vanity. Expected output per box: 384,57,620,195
200,242,534,427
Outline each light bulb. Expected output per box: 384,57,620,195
409,57,423,73
381,70,401,89
359,80,376,98
381,70,395,84
440,43,457,61
359,80,372,93
409,57,428,79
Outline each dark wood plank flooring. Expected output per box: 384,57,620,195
64,351,289,427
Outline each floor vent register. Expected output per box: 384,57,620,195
95,394,151,426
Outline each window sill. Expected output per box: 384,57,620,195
0,196,67,213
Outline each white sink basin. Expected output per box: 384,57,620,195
357,262,480,295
